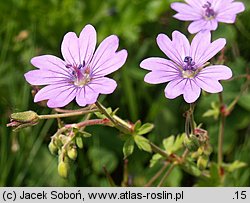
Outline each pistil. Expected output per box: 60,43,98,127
65,61,92,87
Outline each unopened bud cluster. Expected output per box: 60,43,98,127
184,128,212,170
48,130,85,178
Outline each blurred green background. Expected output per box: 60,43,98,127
0,0,250,186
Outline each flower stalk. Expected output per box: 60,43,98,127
218,92,225,168
38,108,98,120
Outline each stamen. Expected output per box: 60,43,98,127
65,61,91,87
184,56,195,71
82,60,86,67
65,64,72,69
203,1,215,19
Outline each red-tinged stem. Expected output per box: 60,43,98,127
218,92,225,167
64,118,110,129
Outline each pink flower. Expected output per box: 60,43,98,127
140,31,232,103
171,0,245,34
25,24,128,108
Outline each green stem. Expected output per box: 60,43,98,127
95,101,132,134
189,103,195,135
121,159,129,187
218,92,225,167
103,166,116,187
156,148,189,187
157,164,176,187
38,108,98,120
144,162,169,187
149,142,173,160
54,105,95,113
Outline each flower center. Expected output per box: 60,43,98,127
203,1,215,20
65,60,91,87
182,56,196,78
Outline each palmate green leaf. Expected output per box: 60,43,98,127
134,135,152,153
163,136,175,154
163,134,185,155
149,153,162,168
202,102,220,119
137,123,154,135
94,107,113,119
133,120,142,132
223,160,247,173
123,137,135,159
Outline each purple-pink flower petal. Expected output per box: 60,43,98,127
191,31,226,66
197,65,232,80
157,34,183,65
144,71,178,84
76,86,99,107
79,24,97,66
61,32,80,65
24,70,70,85
47,87,78,108
90,35,119,73
190,31,211,66
140,57,179,72
164,78,186,99
92,49,128,77
183,79,201,103
89,77,117,94
188,19,218,34
140,57,180,84
195,77,223,93
171,2,201,21
34,83,75,103
31,55,68,73
172,31,191,60
217,2,245,23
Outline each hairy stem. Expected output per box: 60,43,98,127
53,105,95,113
38,108,98,120
64,118,110,129
95,101,132,134
149,142,167,156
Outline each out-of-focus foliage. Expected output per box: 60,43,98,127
0,0,250,186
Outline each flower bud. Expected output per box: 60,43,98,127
58,134,70,145
197,155,209,170
48,140,58,155
7,111,39,131
184,134,200,152
203,144,213,156
67,147,77,160
58,161,70,178
76,136,83,149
